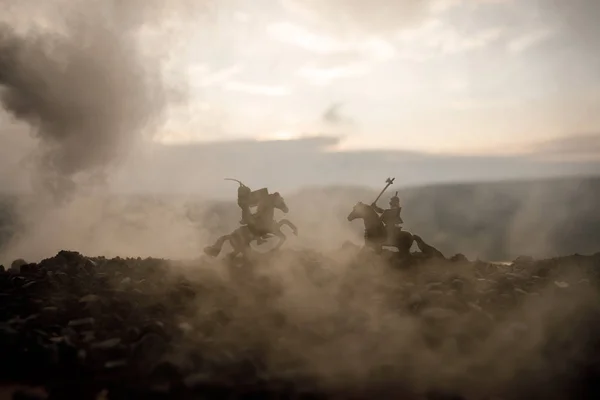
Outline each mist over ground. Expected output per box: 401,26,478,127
0,0,598,265
0,1,600,399
0,175,599,265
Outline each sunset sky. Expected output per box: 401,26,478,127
152,0,600,156
1,0,599,194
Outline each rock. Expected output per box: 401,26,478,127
450,279,465,291
513,255,534,265
183,372,213,388
150,361,183,382
19,263,40,276
67,318,95,328
91,338,122,350
450,253,469,263
426,282,444,291
178,322,193,334
421,307,458,321
427,290,445,298
10,259,27,272
10,388,48,400
1,249,600,398
80,331,96,343
408,293,424,310
104,359,128,369
131,332,168,368
79,294,101,303
21,281,37,289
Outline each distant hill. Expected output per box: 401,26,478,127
1,176,599,262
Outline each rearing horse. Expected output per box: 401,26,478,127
204,192,298,259
347,202,414,256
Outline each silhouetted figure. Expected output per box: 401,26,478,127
237,184,253,225
371,192,403,246
348,201,413,256
204,179,298,259
235,182,271,244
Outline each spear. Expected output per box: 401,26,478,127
373,177,395,204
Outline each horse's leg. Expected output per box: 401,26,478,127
233,227,255,261
363,234,382,254
395,232,414,257
278,219,298,235
226,231,242,260
203,234,231,257
271,228,287,251
401,232,413,256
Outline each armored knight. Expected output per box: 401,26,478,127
235,182,271,244
371,191,403,245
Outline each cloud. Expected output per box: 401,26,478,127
440,27,504,53
297,63,371,85
266,21,397,85
507,28,555,54
281,0,431,36
267,21,396,61
266,21,347,55
194,64,244,88
96,136,600,197
223,81,292,96
0,0,181,199
397,20,505,60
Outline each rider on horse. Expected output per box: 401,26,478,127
235,182,274,245
371,191,403,246
203,179,297,259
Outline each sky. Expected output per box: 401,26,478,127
151,0,600,155
0,0,599,196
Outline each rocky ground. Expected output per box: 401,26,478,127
1,249,600,399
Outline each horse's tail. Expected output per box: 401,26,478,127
203,234,230,257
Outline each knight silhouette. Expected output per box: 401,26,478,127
236,184,271,245
371,192,403,245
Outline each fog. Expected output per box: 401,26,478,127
0,2,599,398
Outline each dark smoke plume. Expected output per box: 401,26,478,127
0,1,173,199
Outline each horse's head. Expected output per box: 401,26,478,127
272,192,289,213
347,201,371,221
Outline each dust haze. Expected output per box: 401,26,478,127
0,0,219,262
0,1,599,397
168,251,600,397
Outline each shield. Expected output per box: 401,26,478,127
247,188,269,207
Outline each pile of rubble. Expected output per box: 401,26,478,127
1,250,600,399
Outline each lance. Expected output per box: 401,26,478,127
224,178,247,187
373,177,395,204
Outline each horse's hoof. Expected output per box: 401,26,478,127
203,246,219,257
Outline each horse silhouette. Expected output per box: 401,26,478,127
204,192,297,259
347,201,414,256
